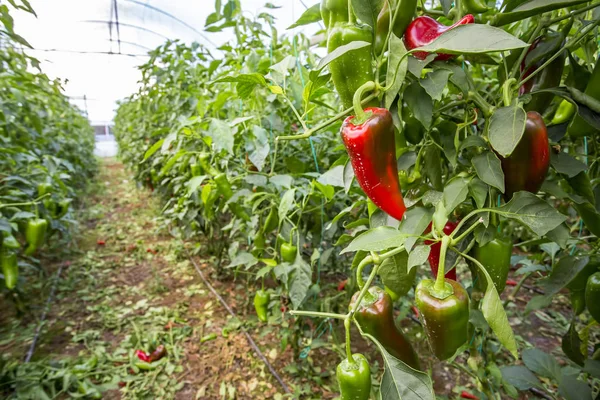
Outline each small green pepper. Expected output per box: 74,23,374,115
1,250,18,289
254,289,270,322
280,242,297,263
24,218,48,256
336,353,371,400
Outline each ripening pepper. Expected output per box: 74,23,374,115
552,100,576,125
351,286,420,369
463,0,489,13
471,234,513,294
254,289,269,322
280,242,297,263
404,14,474,60
336,354,371,400
567,57,600,138
341,108,407,221
374,0,418,55
320,0,348,30
24,218,48,256
498,111,550,200
586,272,600,322
213,173,251,222
520,32,566,113
327,22,376,110
415,278,469,360
425,222,458,281
1,250,18,289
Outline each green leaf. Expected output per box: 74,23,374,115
494,0,591,26
501,365,542,390
488,105,527,157
317,41,371,71
469,178,489,209
360,334,434,400
350,0,383,28
562,323,584,366
541,256,590,297
341,226,406,254
385,35,408,109
404,81,433,129
522,349,562,381
475,256,519,358
211,73,267,86
417,24,528,55
551,152,588,178
443,177,470,215
398,207,434,251
472,152,505,193
278,189,296,221
289,256,312,309
494,192,567,236
420,69,452,102
142,139,165,162
287,3,321,29
379,252,416,298
407,245,430,271
207,119,234,154
558,375,593,400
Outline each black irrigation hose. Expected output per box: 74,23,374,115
24,263,65,363
186,251,291,395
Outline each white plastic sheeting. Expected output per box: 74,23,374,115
12,0,319,123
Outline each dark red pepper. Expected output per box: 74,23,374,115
498,111,550,200
148,345,167,362
404,14,474,60
425,222,458,280
341,108,406,221
460,391,479,400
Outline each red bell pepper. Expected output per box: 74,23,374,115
404,14,474,60
341,108,406,221
425,222,459,280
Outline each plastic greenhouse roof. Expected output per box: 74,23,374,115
12,0,319,123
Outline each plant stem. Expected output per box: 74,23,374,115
353,81,376,123
434,236,451,293
451,217,483,246
344,317,354,362
508,21,544,82
276,93,378,141
355,255,374,289
289,310,347,320
467,90,494,118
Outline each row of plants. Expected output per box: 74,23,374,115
114,0,600,398
0,2,97,297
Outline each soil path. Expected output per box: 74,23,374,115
0,159,319,399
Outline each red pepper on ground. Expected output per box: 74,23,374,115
135,350,150,363
341,108,407,221
460,391,479,400
97,239,106,246
505,279,518,287
404,15,474,60
337,279,348,291
424,222,459,280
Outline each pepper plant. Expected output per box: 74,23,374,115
114,0,600,398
